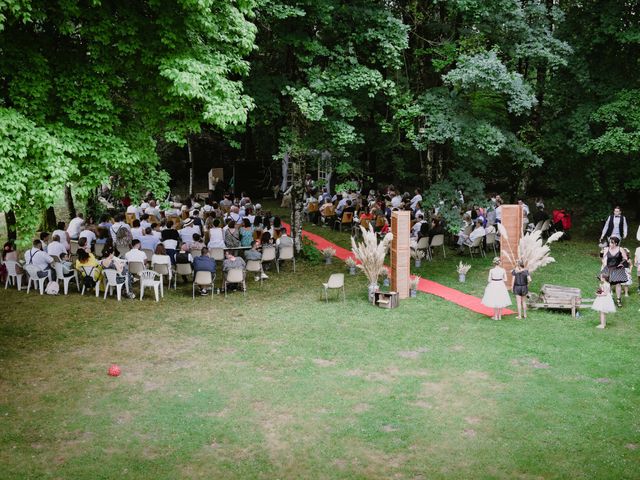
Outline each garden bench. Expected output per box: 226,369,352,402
527,284,593,317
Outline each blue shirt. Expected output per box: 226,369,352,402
193,256,216,273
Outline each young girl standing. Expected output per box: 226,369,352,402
511,259,532,319
592,274,616,329
482,257,512,320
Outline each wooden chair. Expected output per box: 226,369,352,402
334,212,354,232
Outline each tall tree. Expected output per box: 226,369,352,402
0,0,257,244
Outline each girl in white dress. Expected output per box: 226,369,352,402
592,274,616,329
481,257,512,320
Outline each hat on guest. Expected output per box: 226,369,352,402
182,218,194,227
255,203,262,210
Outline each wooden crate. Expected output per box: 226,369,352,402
375,291,399,309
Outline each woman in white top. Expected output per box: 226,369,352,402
481,257,512,320
53,221,70,252
207,218,226,249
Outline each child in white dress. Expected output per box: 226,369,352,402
592,274,616,329
481,257,512,320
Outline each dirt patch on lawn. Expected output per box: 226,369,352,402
511,357,551,370
313,358,337,367
397,347,430,359
353,403,371,413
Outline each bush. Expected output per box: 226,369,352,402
300,237,323,264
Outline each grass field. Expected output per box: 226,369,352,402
1,205,640,479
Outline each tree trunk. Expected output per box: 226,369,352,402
5,210,17,240
65,185,76,220
40,207,57,233
187,137,194,197
426,143,434,185
289,155,306,253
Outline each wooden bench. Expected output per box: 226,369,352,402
527,284,593,318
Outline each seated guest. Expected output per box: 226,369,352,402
151,223,162,240
207,218,226,249
53,221,70,252
175,243,193,265
24,239,54,277
239,218,254,247
276,228,293,249
140,214,151,230
161,221,180,243
109,214,131,242
140,227,160,252
192,247,216,295
77,237,91,253
458,219,486,252
95,227,110,245
40,232,50,252
79,226,97,248
124,239,147,265
179,218,199,246
190,233,206,252
100,246,135,298
245,241,262,261
532,205,549,226
224,220,241,249
151,243,172,271
411,214,426,238
130,219,144,241
223,250,246,273
66,212,85,241
58,253,74,275
75,248,100,281
319,198,335,224
98,214,113,230
47,234,67,259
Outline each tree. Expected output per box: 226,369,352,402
0,0,257,244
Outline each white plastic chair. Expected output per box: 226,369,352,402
102,269,130,301
467,235,485,258
430,234,446,259
277,245,296,272
416,237,430,260
210,248,225,262
24,264,48,295
261,246,277,272
174,262,193,288
94,243,105,258
245,259,263,285
322,273,345,302
485,232,497,256
128,261,145,277
4,260,23,290
139,269,162,301
70,240,79,256
224,268,246,297
192,270,215,299
54,262,79,295
80,265,100,297
142,249,154,264
152,262,172,297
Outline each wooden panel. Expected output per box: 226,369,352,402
391,211,411,299
500,205,523,284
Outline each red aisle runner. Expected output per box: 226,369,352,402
283,222,514,317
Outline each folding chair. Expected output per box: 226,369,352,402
429,234,446,259
224,268,246,297
277,245,296,272
246,260,263,285
174,262,193,288
192,271,215,299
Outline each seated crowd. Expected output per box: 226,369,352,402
1,195,295,297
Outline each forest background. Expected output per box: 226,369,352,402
0,0,638,244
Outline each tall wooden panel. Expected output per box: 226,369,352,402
500,205,523,284
391,211,411,299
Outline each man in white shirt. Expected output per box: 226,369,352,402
411,214,426,238
110,214,131,242
24,240,53,275
140,227,160,252
145,200,160,218
410,188,423,211
79,227,96,247
124,240,147,264
391,193,403,209
47,235,67,259
179,218,198,246
66,213,85,240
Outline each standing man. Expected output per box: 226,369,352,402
600,206,628,243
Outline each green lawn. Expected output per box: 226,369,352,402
1,211,640,479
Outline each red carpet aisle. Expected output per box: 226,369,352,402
282,223,514,317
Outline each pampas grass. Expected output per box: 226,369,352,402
456,262,471,275
518,230,563,273
409,276,420,290
321,247,336,258
351,225,393,285
411,249,426,260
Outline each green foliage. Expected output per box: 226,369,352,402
299,236,323,264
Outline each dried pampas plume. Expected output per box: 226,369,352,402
518,230,563,273
351,225,393,285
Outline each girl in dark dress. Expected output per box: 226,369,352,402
600,236,629,307
511,259,532,319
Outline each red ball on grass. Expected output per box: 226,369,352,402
108,365,121,377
